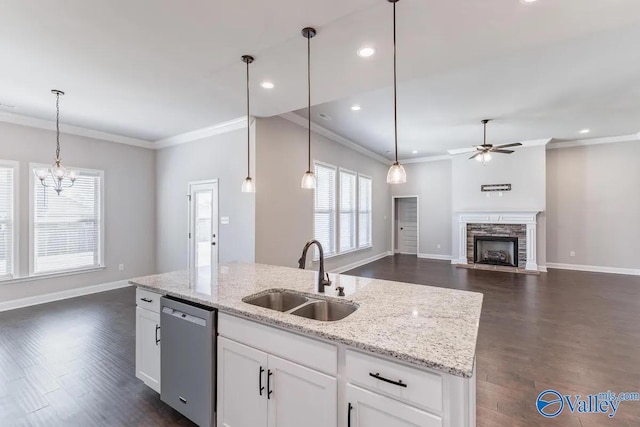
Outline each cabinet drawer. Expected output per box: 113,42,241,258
345,350,442,413
136,287,161,313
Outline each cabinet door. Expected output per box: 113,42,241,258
346,384,442,427
135,307,161,393
218,337,269,427
267,355,337,427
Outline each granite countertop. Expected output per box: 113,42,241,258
130,262,483,378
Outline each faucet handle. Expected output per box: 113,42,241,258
324,272,332,285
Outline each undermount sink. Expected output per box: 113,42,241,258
290,300,358,322
243,290,309,312
243,289,358,321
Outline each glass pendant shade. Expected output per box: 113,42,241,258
386,162,407,184
241,176,255,193
301,171,316,189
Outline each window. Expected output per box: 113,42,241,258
31,166,104,275
314,163,336,257
358,175,372,248
339,169,357,252
0,161,17,280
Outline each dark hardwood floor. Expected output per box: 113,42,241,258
347,255,640,427
1,256,639,426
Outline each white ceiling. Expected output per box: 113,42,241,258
1,0,640,148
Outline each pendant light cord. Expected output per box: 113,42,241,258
55,92,61,161
393,0,398,164
484,121,487,145
307,33,312,172
246,59,251,178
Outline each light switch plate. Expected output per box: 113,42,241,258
221,217,230,225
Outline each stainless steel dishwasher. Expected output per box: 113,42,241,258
160,296,216,427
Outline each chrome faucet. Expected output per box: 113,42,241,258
298,240,332,293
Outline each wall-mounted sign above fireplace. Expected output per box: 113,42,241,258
481,183,511,192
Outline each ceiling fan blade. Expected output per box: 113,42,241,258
491,149,515,154
494,142,523,149
469,152,482,160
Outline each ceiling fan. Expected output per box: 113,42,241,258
469,119,522,163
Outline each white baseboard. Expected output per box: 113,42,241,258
538,265,548,273
418,253,453,261
546,263,640,276
0,280,132,313
330,251,393,274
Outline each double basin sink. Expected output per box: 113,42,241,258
243,290,358,321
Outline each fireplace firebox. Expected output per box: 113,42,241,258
473,236,518,267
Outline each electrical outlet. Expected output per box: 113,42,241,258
118,264,125,271
569,251,576,257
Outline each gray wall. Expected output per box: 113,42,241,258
546,141,640,269
0,121,156,301
155,127,255,272
255,116,391,271
390,160,452,258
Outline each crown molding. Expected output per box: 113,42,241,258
279,112,391,165
547,133,640,150
0,111,154,149
154,117,249,149
403,154,451,164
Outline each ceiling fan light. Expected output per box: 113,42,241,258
387,162,407,184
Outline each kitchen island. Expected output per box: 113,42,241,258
131,262,483,427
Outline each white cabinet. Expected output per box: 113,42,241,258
218,337,268,427
217,336,337,427
135,288,161,393
346,384,442,427
267,355,337,427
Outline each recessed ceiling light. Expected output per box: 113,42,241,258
260,81,274,89
412,150,418,154
520,0,538,3
357,47,376,58
579,129,591,134
318,113,332,121
351,105,361,111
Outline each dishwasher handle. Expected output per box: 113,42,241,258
162,307,207,327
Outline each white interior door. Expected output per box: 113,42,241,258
396,198,418,255
188,181,219,271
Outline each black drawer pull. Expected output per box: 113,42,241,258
179,396,187,404
347,402,353,427
259,366,265,396
155,325,160,345
140,297,153,303
369,372,407,388
267,369,273,399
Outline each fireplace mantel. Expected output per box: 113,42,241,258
456,211,541,271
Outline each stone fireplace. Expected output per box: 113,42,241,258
456,211,540,271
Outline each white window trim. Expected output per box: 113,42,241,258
28,162,106,277
313,160,337,260
0,159,19,282
357,173,373,250
338,167,357,253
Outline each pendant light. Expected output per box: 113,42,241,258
301,27,317,190
386,0,407,184
241,55,256,193
34,90,77,195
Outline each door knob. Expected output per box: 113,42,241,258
400,227,404,230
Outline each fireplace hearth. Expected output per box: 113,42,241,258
474,236,518,268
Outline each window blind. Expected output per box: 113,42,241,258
339,170,357,252
0,165,15,279
358,176,372,248
314,163,336,256
33,169,103,274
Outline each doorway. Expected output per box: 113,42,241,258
392,196,419,255
188,180,219,271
